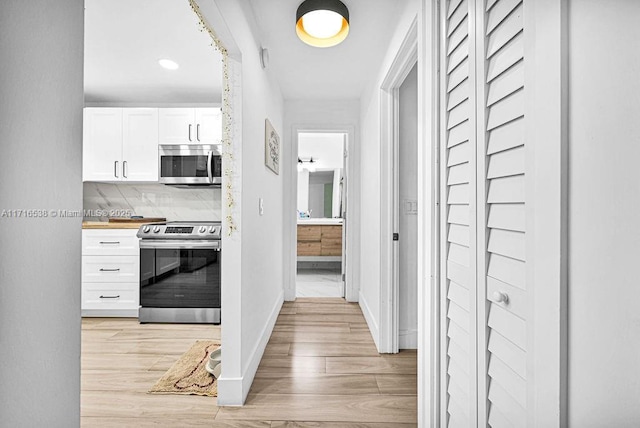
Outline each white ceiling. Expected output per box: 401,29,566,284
84,0,223,104
248,0,410,100
84,0,408,104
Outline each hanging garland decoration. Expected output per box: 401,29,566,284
188,0,237,236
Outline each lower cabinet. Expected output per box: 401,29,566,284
81,229,140,317
297,224,342,257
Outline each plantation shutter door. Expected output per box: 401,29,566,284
476,0,527,427
440,0,530,426
439,0,478,426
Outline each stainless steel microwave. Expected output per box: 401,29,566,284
159,144,222,187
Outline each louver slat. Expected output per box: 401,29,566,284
486,0,522,35
487,203,525,232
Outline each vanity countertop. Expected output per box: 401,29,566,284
297,218,344,226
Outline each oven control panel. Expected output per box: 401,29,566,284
137,223,222,239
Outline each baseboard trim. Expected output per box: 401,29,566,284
359,291,380,351
216,290,284,406
399,328,418,350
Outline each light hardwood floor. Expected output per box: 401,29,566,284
81,298,417,427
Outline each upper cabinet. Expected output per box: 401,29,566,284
158,108,222,145
83,108,159,182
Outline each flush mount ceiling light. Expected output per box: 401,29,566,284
296,0,349,48
158,59,179,70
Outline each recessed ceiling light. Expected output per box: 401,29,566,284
158,59,179,70
296,0,349,48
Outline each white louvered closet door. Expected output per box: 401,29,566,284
440,0,528,426
477,0,527,426
440,0,478,426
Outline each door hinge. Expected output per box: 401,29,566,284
342,273,346,282
393,233,399,241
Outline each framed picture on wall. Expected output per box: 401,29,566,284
265,118,279,175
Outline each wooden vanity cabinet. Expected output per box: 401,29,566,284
296,224,342,257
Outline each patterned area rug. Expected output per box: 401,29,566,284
149,340,220,397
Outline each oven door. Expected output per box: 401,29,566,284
139,240,221,311
158,145,222,185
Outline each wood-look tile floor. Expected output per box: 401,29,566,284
81,298,417,427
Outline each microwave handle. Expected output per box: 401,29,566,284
207,150,213,184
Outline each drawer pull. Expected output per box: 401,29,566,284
99,268,121,272
99,241,121,245
99,295,120,299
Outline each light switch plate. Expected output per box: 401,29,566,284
259,198,264,215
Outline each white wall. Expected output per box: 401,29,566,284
358,0,419,349
0,0,83,425
568,1,640,425
283,100,360,301
200,0,285,405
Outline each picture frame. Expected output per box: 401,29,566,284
264,118,280,175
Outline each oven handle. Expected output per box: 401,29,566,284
139,240,220,250
207,150,214,184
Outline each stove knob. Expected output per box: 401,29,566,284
208,226,216,233
142,226,150,233
199,226,207,233
152,226,161,233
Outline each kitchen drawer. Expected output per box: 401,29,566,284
321,225,342,239
82,229,139,256
297,241,322,256
297,225,322,242
321,237,342,256
82,283,139,310
82,255,139,283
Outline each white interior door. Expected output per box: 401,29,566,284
341,134,347,298
398,63,419,350
477,0,528,425
439,0,530,426
440,0,478,425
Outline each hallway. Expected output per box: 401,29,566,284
217,298,417,425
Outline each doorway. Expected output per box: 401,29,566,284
295,132,347,298
397,63,418,349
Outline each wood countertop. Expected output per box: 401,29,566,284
82,221,163,230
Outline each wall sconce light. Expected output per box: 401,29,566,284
296,0,350,48
298,157,317,172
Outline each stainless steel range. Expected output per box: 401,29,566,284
137,221,221,324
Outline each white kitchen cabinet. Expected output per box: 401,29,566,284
82,229,140,317
83,108,158,182
122,109,159,181
159,107,222,145
83,108,123,181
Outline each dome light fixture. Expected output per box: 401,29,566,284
296,0,349,48
158,59,179,70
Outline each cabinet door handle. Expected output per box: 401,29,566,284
99,268,121,272
188,124,192,142
99,295,120,299
99,241,120,245
123,160,128,178
114,161,119,178
197,124,200,141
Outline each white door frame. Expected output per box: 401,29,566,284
379,17,418,355
285,125,358,302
